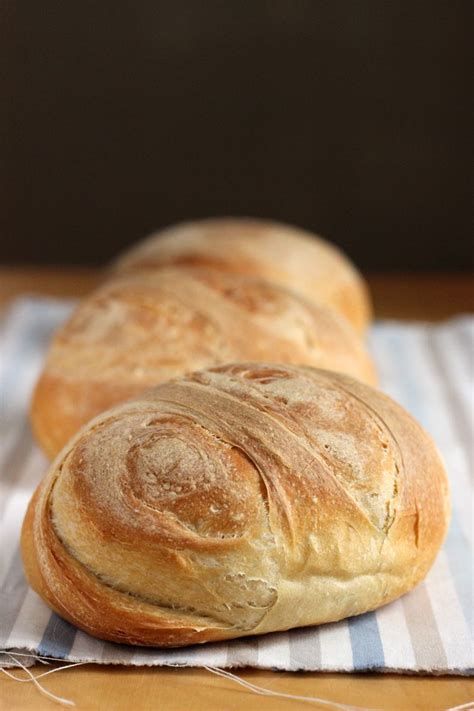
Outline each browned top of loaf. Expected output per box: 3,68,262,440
113,218,372,333
30,267,376,457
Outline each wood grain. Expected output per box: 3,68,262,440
1,665,474,711
1,267,473,711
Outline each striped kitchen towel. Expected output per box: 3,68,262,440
0,298,472,673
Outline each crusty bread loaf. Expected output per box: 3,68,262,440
30,268,376,459
113,218,372,334
22,363,450,647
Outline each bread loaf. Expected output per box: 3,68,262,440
22,363,449,647
30,268,376,459
113,218,372,334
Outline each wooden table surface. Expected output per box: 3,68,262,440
1,267,473,711
1,267,473,318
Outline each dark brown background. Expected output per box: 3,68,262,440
1,2,472,269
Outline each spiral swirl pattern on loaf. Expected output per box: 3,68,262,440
22,364,449,647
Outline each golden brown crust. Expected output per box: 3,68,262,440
22,363,450,647
113,218,373,334
30,268,376,459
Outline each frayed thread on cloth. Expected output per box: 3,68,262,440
1,652,473,710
